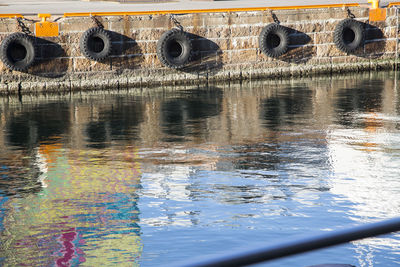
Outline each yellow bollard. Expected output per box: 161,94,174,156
368,0,386,22
35,14,59,37
368,0,379,9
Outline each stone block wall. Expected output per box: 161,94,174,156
0,6,399,93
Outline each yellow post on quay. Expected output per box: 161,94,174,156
35,14,59,37
368,0,386,22
368,0,379,9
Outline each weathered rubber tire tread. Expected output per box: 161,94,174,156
156,29,192,69
0,32,36,72
333,19,365,54
79,27,112,61
259,23,289,58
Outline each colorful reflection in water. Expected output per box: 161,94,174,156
0,72,400,266
0,146,141,266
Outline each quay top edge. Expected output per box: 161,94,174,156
63,4,362,17
0,13,23,18
0,0,372,17
4,1,400,18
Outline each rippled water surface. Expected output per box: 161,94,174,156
1,72,400,266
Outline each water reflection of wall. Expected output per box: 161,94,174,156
160,89,223,142
0,72,399,265
327,78,400,266
5,103,71,148
0,76,398,193
328,78,399,218
261,86,314,129
0,76,389,149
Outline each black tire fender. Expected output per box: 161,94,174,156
0,32,36,71
156,29,192,69
259,23,289,58
80,27,112,61
334,19,365,53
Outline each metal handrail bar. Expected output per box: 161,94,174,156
172,217,400,267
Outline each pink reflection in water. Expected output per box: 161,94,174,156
56,229,85,267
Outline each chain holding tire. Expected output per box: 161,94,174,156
16,18,32,35
170,15,183,32
346,7,356,19
91,16,104,29
270,11,280,24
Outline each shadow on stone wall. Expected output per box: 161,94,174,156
344,22,386,58
279,26,314,64
362,23,386,59
30,37,68,78
181,33,223,76
109,31,144,75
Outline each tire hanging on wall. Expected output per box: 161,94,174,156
0,32,36,71
157,28,192,69
80,27,112,61
259,23,289,58
333,18,365,53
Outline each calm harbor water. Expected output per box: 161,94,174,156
1,72,400,266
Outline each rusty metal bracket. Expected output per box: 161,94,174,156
346,7,356,19
16,17,32,35
170,14,183,31
91,15,104,29
270,10,280,24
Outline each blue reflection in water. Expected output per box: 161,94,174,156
0,73,400,266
